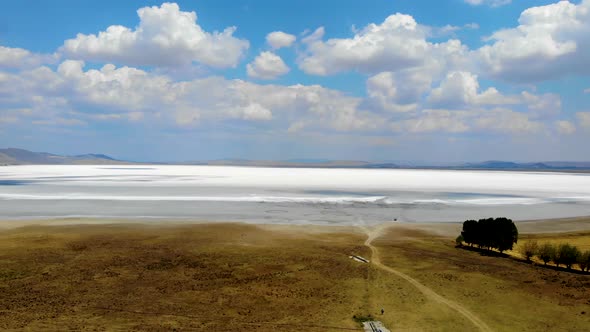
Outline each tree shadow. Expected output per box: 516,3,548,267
456,244,510,258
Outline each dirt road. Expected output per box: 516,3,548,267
363,225,493,332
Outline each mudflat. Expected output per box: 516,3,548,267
0,218,589,331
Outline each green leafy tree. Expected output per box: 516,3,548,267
537,243,555,266
577,250,590,272
478,218,494,250
461,219,478,247
455,234,464,247
557,243,580,270
494,217,518,252
551,244,562,267
519,240,538,262
459,217,518,252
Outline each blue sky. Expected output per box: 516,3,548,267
0,0,589,162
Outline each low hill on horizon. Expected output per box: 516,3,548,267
0,148,127,165
2,148,590,170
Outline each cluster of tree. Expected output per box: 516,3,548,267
457,218,518,253
519,240,590,271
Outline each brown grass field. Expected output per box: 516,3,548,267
0,220,589,331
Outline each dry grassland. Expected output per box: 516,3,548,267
0,221,589,331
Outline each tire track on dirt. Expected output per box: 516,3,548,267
363,225,493,332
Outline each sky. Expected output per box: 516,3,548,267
0,0,589,162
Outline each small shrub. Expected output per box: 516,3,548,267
455,234,464,247
537,243,555,266
557,243,580,270
578,250,590,272
519,240,538,262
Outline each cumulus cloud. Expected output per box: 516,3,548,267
364,69,561,130
0,58,570,139
432,23,479,37
556,120,576,135
60,3,249,68
296,1,589,85
474,108,543,134
477,0,590,82
0,60,376,132
246,52,290,80
365,68,559,135
0,46,56,69
365,69,432,113
298,14,469,76
464,0,512,7
3,41,565,139
391,109,470,133
427,71,481,108
266,31,296,49
424,72,561,117
520,92,561,118
240,103,272,120
388,107,542,135
577,112,590,129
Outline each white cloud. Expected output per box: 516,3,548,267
295,1,589,85
60,3,249,68
365,69,432,113
391,109,470,133
0,55,571,140
556,120,576,135
246,52,290,80
520,91,561,118
423,71,561,119
474,108,543,134
388,107,543,135
584,88,590,94
427,71,481,108
0,60,375,131
241,103,272,120
432,23,480,37
477,0,590,82
91,112,143,122
367,69,557,135
464,0,512,7
298,14,469,76
0,46,56,69
266,31,296,49
577,112,590,129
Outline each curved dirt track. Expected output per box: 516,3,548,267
363,225,493,332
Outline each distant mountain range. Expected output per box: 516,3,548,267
0,148,125,165
197,159,590,170
2,148,590,170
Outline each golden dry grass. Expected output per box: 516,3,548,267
373,227,590,331
521,231,590,251
0,223,369,331
0,221,589,331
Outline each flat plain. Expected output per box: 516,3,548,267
0,220,588,331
